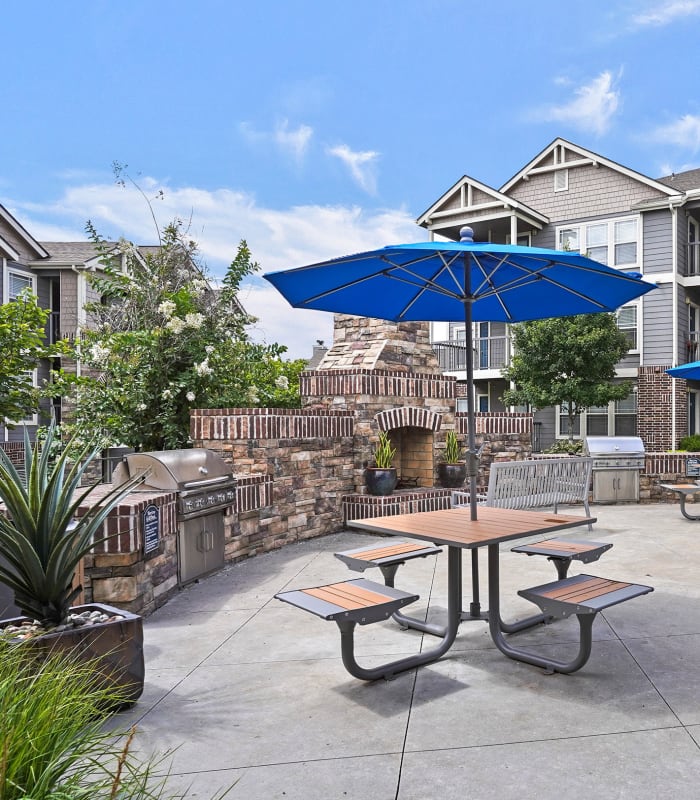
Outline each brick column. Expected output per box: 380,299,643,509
637,366,686,451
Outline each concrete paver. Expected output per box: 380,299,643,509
117,504,700,799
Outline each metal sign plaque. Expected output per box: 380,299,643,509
687,457,700,477
143,504,161,554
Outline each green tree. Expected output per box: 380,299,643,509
501,313,631,440
51,222,304,451
0,291,65,425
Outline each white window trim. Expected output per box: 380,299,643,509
555,396,637,440
3,265,36,301
617,301,640,355
555,215,640,269
5,368,39,427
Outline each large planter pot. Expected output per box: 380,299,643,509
365,467,398,496
1,602,144,708
438,462,468,489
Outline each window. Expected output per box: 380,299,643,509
557,217,639,268
617,304,638,351
8,270,34,300
556,393,637,438
554,169,568,192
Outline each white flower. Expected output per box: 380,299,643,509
158,300,177,317
136,403,147,411
205,345,215,354
165,317,185,334
195,359,213,377
89,343,111,366
186,391,196,402
246,384,259,404
184,312,204,329
275,375,289,390
161,389,173,400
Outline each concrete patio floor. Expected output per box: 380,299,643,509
117,502,700,799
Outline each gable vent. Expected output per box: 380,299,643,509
554,169,569,192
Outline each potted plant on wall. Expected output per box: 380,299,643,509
365,431,398,496
438,430,468,489
0,423,146,706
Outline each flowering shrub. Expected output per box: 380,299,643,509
50,222,304,451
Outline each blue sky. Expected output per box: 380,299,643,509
3,0,700,358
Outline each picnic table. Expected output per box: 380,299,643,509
277,506,653,681
659,483,700,520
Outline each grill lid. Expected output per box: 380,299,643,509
113,449,234,492
583,436,644,456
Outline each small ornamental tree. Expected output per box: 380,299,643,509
0,291,68,425
501,313,631,441
51,221,304,451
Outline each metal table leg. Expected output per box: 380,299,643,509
337,547,463,681
486,544,594,674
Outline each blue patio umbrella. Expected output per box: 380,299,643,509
265,227,656,517
667,361,700,380
264,227,656,618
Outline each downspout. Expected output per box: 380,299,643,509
671,203,678,447
71,265,84,378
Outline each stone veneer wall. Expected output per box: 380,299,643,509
301,369,457,490
76,486,179,617
191,407,355,560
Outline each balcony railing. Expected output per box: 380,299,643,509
685,242,700,276
432,336,510,372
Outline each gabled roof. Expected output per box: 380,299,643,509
0,204,50,259
500,137,680,198
657,167,700,192
32,241,104,266
416,174,548,230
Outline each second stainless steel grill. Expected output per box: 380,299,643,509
584,436,645,503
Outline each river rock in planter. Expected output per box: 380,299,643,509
0,602,144,708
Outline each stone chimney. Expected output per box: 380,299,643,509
316,315,442,374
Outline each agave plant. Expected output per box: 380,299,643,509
0,423,145,627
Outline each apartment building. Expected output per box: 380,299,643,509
0,204,135,442
419,137,698,452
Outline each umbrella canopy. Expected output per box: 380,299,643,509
667,361,700,380
264,227,657,521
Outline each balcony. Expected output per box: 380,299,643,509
685,242,700,277
432,335,510,373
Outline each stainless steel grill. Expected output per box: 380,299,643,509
113,449,236,585
584,436,645,503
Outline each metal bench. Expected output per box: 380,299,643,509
334,541,444,635
516,574,653,672
511,538,613,579
452,456,593,531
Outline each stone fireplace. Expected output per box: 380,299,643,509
299,314,460,518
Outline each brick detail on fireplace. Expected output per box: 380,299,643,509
375,406,442,432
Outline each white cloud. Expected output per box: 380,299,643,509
633,0,700,26
327,144,380,194
649,114,700,152
540,71,620,136
9,180,422,359
239,118,313,165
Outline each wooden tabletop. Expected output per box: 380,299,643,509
347,506,596,549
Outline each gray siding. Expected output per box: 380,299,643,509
509,162,665,222
642,284,673,364
642,209,672,274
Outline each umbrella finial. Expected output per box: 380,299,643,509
460,226,474,243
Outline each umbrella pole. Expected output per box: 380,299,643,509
463,265,484,620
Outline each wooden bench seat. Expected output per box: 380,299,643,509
334,541,442,583
511,538,613,579
275,578,419,625
519,574,653,619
